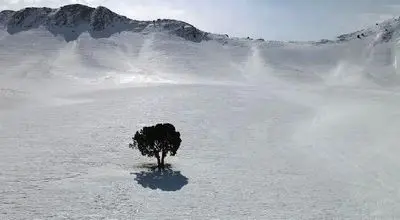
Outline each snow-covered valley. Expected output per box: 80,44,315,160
2,4,400,219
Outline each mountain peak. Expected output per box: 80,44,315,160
0,4,209,42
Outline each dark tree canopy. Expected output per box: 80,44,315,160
129,123,182,169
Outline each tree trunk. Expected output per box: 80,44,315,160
160,151,166,169
156,154,161,169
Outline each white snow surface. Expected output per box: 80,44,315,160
2,7,400,219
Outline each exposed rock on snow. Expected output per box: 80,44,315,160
0,4,210,42
2,4,400,45
336,16,400,44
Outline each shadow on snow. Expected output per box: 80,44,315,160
131,163,188,192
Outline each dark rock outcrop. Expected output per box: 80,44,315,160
0,4,210,42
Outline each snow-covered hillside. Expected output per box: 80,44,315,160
2,4,400,220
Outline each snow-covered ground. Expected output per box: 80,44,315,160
2,5,400,219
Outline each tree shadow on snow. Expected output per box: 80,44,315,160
131,164,188,192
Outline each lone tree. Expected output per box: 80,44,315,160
129,123,182,169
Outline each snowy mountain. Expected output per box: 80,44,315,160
0,4,208,42
2,4,400,45
2,4,400,220
0,4,400,90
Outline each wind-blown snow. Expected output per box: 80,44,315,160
2,4,400,219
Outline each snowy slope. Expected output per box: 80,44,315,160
2,4,400,220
